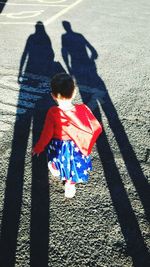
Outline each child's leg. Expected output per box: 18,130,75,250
48,161,60,177
64,180,76,198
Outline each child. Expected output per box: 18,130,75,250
32,73,102,198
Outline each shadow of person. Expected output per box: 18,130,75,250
0,21,65,267
18,21,54,78
61,20,101,88
61,21,150,266
0,0,8,13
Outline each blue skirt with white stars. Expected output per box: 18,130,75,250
47,139,92,183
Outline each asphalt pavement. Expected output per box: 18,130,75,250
0,0,150,266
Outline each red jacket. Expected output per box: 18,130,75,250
33,104,102,155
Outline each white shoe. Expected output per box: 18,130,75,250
48,162,60,177
65,181,76,198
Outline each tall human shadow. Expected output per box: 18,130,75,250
0,0,8,13
0,21,65,267
18,21,54,78
61,21,150,266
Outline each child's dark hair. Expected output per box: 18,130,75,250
51,73,75,99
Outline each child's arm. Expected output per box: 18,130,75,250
32,110,54,156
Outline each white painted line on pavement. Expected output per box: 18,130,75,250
0,2,67,7
0,21,42,25
0,75,49,94
0,86,41,106
1,10,44,19
0,0,83,25
0,102,26,115
0,72,105,116
37,0,67,3
45,0,83,25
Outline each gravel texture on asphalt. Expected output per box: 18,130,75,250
0,0,150,266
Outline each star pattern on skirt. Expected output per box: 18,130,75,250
67,164,70,170
83,170,88,175
70,155,74,160
62,156,65,161
48,139,92,183
71,171,75,176
76,162,81,168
